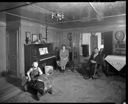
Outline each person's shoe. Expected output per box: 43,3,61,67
60,70,63,73
36,96,40,101
48,88,52,94
68,69,70,71
23,84,28,91
92,76,97,79
97,73,101,77
83,76,90,79
61,70,65,73
36,92,40,101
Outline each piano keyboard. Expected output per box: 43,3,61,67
39,55,56,61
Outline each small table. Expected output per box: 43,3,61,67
104,55,126,76
105,55,126,71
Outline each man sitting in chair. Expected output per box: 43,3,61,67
57,44,69,72
84,48,100,79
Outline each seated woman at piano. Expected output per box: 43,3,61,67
57,44,69,72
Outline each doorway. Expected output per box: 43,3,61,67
102,31,113,55
80,33,91,56
6,28,19,77
90,34,98,52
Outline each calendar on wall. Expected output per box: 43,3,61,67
115,31,125,41
113,31,126,55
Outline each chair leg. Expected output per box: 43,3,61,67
92,64,99,79
47,87,52,94
36,91,40,101
93,64,97,76
23,83,28,91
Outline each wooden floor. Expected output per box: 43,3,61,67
0,76,22,102
0,68,126,103
3,70,126,103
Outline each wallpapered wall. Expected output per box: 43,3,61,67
0,13,126,77
19,19,62,76
0,13,6,74
57,16,126,64
0,21,6,74
17,18,127,77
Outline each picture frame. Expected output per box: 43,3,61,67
115,31,125,41
42,38,47,44
38,33,47,44
32,34,39,44
67,32,72,41
25,32,31,44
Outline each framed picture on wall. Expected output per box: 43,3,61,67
38,33,46,44
32,34,39,44
25,32,31,44
115,31,125,41
42,38,47,44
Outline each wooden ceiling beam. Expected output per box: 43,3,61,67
0,2,34,13
4,11,44,24
30,3,52,14
88,2,102,17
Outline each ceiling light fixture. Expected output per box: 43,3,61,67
51,12,64,21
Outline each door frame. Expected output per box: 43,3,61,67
6,27,20,77
6,30,9,73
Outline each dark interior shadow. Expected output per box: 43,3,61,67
75,63,90,77
2,73,40,101
1,71,24,91
5,75,22,90
26,85,38,100
104,64,126,78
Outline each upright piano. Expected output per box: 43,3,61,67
24,43,56,74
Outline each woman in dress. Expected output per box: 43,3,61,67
59,44,69,72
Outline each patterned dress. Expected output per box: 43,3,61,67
59,49,69,67
30,68,40,80
30,68,52,91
